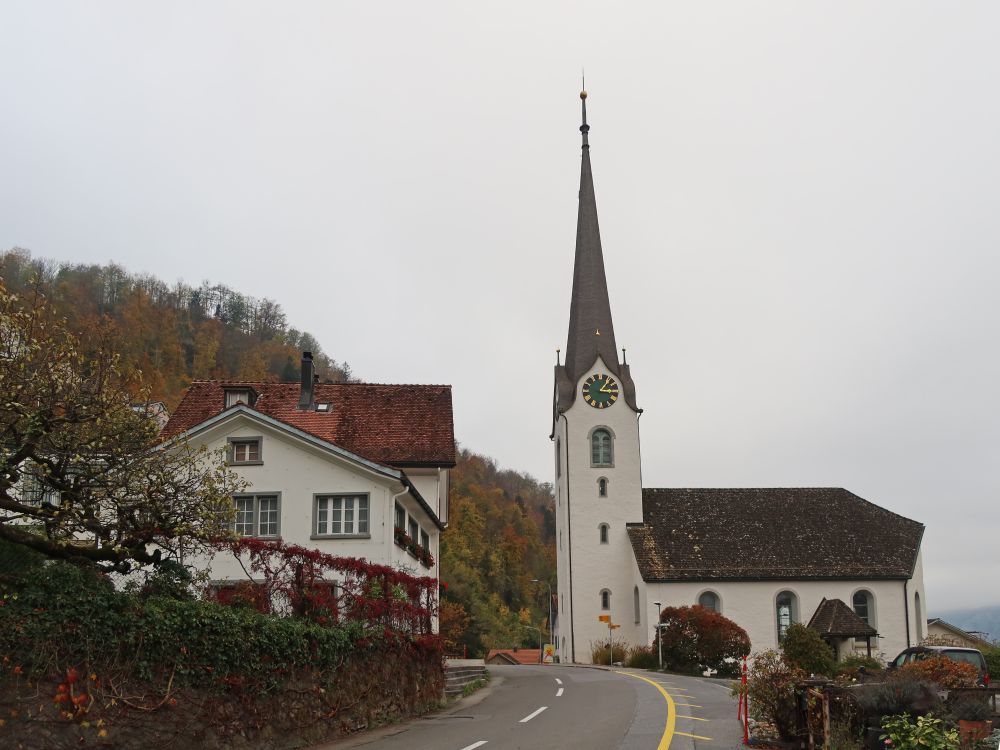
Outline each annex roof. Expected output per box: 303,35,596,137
160,381,455,468
627,488,923,582
808,597,878,638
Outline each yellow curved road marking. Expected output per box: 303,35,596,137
618,671,677,750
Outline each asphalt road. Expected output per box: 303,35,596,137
313,665,745,750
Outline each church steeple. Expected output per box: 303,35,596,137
555,89,638,415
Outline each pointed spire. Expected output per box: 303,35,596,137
564,87,621,384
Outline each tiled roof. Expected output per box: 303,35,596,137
160,381,455,467
808,598,878,638
486,649,541,665
627,488,923,581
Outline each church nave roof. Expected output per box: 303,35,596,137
627,487,923,582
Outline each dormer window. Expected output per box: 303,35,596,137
225,388,253,408
315,403,330,412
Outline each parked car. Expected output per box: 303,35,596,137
888,646,990,687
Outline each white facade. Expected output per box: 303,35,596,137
176,407,444,588
641,573,926,662
553,356,646,663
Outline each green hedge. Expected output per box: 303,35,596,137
2,562,368,691
0,562,444,748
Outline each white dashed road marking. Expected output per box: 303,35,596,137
556,687,564,697
519,706,548,723
459,742,488,750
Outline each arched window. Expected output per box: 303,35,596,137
914,592,923,641
633,586,640,624
776,590,798,642
600,589,611,611
853,589,876,645
598,477,608,497
591,428,613,467
599,523,609,544
698,590,721,613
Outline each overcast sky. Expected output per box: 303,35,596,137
2,2,998,613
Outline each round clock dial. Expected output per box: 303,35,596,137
582,373,619,409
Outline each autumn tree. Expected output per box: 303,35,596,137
654,605,751,675
0,281,243,573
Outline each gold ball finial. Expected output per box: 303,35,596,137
580,90,588,100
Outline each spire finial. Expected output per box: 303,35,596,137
622,347,627,365
556,347,561,365
580,74,589,148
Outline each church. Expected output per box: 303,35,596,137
551,90,927,665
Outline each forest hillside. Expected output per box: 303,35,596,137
0,248,556,656
0,248,352,407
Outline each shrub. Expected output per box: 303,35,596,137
591,640,627,665
834,654,885,685
895,656,979,689
982,646,1000,683
653,605,751,674
837,654,884,672
781,623,835,676
0,559,445,748
880,714,960,750
625,645,660,670
853,677,940,719
742,649,805,740
828,717,864,750
945,695,992,722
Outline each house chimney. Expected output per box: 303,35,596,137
298,352,314,410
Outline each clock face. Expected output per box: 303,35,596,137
582,373,619,409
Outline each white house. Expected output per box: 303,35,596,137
551,90,927,664
159,353,454,596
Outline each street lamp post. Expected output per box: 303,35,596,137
653,601,663,670
532,578,553,659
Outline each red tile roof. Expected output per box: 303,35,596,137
486,649,542,665
160,381,455,467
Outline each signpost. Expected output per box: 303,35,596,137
599,616,619,666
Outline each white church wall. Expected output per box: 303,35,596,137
645,578,914,663
556,356,645,663
908,548,927,645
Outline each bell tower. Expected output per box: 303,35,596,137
552,89,644,664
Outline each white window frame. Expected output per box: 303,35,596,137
224,389,252,408
775,590,799,643
852,589,877,644
233,493,281,538
313,494,370,538
227,437,263,465
589,426,614,468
